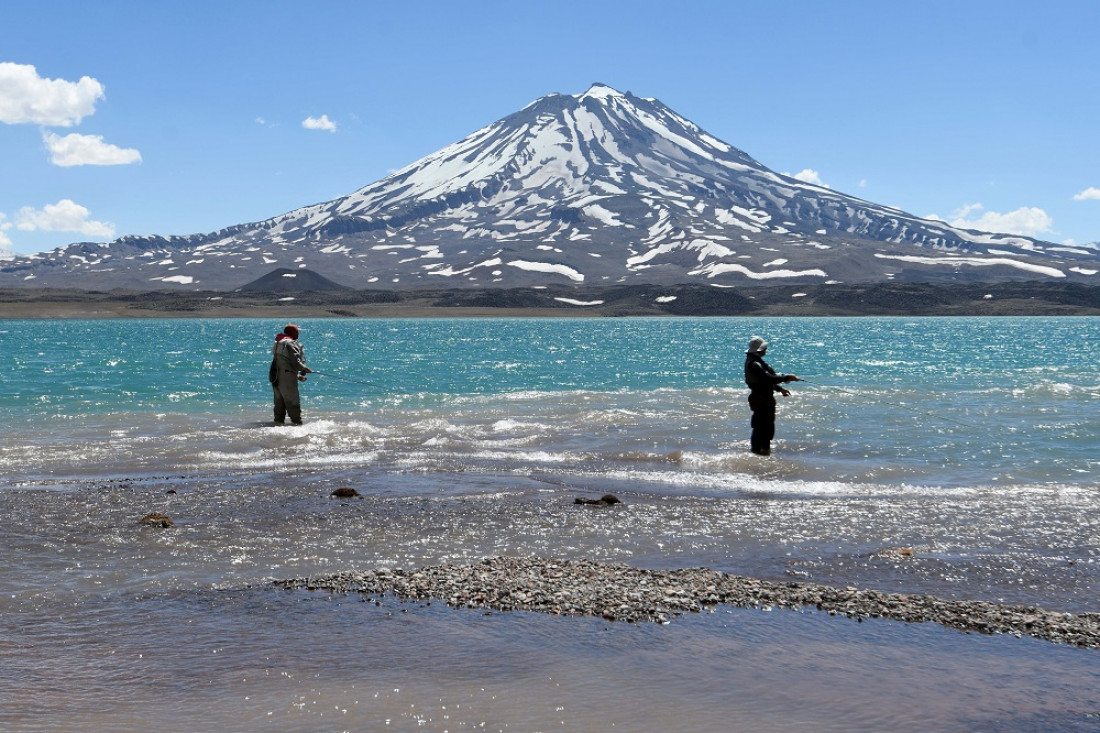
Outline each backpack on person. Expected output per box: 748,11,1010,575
269,331,293,385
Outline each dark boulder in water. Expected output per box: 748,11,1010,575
574,494,623,506
331,487,361,498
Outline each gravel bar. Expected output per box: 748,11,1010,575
274,555,1100,649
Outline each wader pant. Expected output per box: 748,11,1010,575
273,369,302,425
748,390,777,455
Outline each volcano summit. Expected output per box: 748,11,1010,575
4,83,1098,291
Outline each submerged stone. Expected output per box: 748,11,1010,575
331,487,361,498
139,512,174,528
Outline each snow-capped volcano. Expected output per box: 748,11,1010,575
4,83,1098,290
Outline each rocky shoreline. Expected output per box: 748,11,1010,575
3,280,1100,318
275,555,1100,649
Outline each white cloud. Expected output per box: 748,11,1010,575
0,62,105,127
42,131,142,167
945,202,984,221
786,168,829,188
0,213,13,258
930,203,1054,237
15,199,115,238
1073,187,1100,201
302,114,337,132
858,179,868,188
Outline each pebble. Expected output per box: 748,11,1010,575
274,555,1100,648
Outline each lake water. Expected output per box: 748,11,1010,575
2,316,1098,731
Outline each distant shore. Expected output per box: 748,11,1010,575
2,281,1099,318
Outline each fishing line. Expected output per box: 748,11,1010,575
310,367,378,385
799,378,982,429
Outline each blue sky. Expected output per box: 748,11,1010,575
2,0,1098,257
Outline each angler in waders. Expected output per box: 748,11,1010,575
270,323,312,425
744,336,801,455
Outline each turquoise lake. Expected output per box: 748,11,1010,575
1,316,1097,731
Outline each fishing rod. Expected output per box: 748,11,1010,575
798,378,981,429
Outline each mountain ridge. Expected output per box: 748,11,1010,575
3,83,1098,291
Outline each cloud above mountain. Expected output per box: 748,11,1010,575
0,214,13,257
0,62,104,126
42,131,143,167
14,199,115,238
930,203,1054,238
787,169,830,188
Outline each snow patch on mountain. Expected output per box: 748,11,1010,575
694,262,829,280
554,297,604,306
874,254,1066,278
507,260,584,282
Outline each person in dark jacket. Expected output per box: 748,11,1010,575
744,336,800,455
272,323,312,425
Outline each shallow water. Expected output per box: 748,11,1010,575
4,588,1099,732
1,316,1098,730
